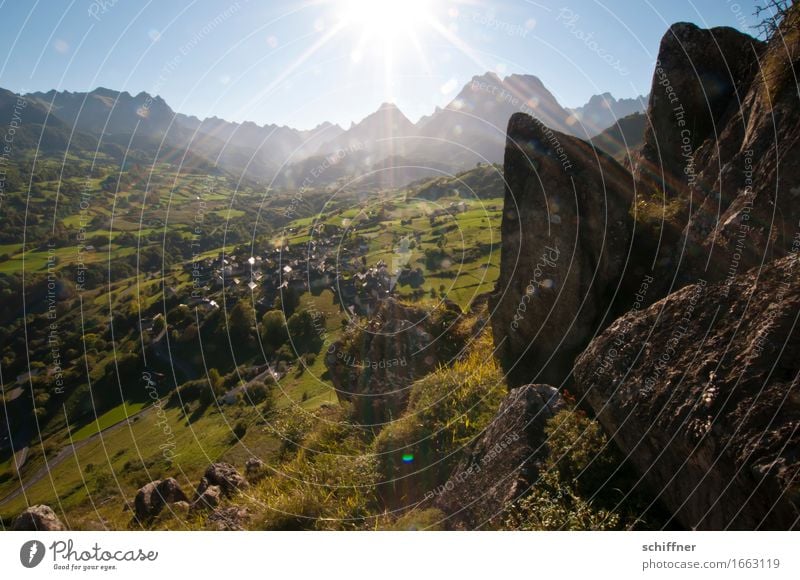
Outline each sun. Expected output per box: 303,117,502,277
338,0,436,41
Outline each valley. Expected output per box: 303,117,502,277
1,2,798,535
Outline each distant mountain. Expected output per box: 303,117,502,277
567,92,648,137
1,89,97,154
590,112,647,162
26,87,175,139
10,77,645,189
175,113,343,166
316,102,415,160
411,72,578,167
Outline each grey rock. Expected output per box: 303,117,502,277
197,463,248,497
191,485,222,512
12,505,65,531
490,112,636,386
133,478,189,520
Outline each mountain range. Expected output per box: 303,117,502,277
8,74,647,188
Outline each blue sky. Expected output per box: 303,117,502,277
0,0,765,130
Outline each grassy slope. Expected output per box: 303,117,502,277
0,164,503,528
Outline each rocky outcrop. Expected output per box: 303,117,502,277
196,463,248,497
133,478,189,521
11,504,65,531
433,384,565,529
634,23,764,192
682,14,800,281
573,255,800,529
494,14,800,390
490,112,637,386
634,18,800,284
325,298,465,423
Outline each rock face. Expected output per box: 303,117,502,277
197,463,248,497
635,23,764,191
433,384,565,529
682,17,800,281
325,298,465,423
12,505,65,531
634,19,800,284
133,478,189,521
573,255,800,529
494,14,800,389
490,112,637,387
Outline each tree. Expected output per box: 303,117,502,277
261,310,288,351
200,368,225,405
754,0,795,39
286,309,324,355
274,287,300,316
208,368,223,392
229,299,256,338
243,380,271,405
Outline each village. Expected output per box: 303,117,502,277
180,213,441,319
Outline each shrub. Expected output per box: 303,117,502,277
544,408,618,496
502,408,659,531
260,310,288,351
233,420,248,440
243,381,271,405
503,470,620,531
373,332,505,505
248,406,378,530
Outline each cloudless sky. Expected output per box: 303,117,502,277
0,0,766,130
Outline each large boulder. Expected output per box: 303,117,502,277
573,254,800,529
325,298,465,423
432,384,565,529
490,112,637,387
196,463,248,497
11,505,65,531
492,15,800,391
134,478,189,521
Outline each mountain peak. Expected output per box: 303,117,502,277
91,86,121,98
471,71,501,84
